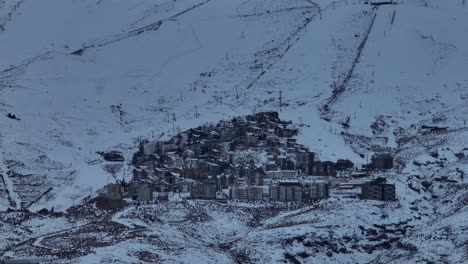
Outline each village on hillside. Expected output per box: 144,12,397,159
98,112,396,209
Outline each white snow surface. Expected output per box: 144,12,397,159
0,0,467,263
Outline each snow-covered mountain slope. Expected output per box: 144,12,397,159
0,0,348,211
0,0,467,263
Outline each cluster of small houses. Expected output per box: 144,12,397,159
97,112,396,209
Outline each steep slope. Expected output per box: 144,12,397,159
0,0,467,263
0,0,343,211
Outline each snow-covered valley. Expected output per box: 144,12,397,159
0,0,467,263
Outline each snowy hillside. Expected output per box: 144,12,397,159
0,0,467,263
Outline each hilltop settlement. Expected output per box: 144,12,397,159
98,112,395,209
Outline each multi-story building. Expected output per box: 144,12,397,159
371,153,394,170
336,159,354,172
190,182,217,199
303,182,329,200
247,168,266,186
296,151,315,175
266,170,297,179
270,181,303,203
269,181,329,203
360,183,396,201
229,186,263,201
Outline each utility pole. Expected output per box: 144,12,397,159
279,90,283,111
235,85,239,99
172,113,176,134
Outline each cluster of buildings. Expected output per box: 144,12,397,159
97,112,396,208
190,180,330,204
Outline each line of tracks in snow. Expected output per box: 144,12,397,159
320,5,379,121
74,0,213,56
